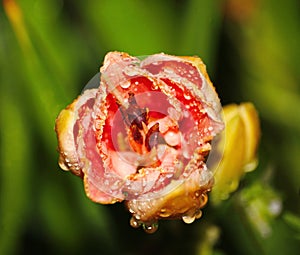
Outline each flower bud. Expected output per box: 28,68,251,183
211,103,260,204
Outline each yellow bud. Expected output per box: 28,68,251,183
210,103,260,204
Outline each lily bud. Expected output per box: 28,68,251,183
211,103,260,204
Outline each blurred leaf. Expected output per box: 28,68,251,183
236,0,300,213
239,182,282,238
178,0,222,67
283,212,300,240
80,0,175,55
196,224,221,255
0,85,32,254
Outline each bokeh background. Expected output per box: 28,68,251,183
1,0,300,254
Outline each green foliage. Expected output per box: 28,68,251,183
1,0,299,254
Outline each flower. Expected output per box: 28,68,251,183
55,52,224,232
210,103,261,204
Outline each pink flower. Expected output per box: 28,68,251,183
55,52,224,233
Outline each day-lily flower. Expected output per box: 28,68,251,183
55,52,236,232
210,103,260,204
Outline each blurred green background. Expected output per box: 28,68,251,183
1,0,300,254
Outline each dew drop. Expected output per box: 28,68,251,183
182,214,196,224
143,222,159,234
129,208,135,213
199,193,209,206
151,83,158,90
163,67,174,74
194,191,200,198
183,93,191,100
183,110,190,118
58,160,69,171
159,208,171,218
123,66,141,76
120,80,131,89
130,216,141,228
194,209,203,219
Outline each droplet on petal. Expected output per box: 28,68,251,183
183,93,192,100
143,222,159,234
120,80,131,89
130,216,141,228
182,214,196,224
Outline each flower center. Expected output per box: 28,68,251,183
117,92,167,157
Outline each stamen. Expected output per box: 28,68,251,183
130,124,143,145
117,92,149,129
145,123,160,151
127,93,148,129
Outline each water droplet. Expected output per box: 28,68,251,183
183,110,190,118
129,208,135,213
58,160,69,171
199,193,208,206
143,222,159,234
151,83,158,90
123,66,141,76
183,93,191,100
194,191,200,198
163,67,174,74
130,216,141,228
182,214,196,224
120,80,131,89
159,208,171,218
195,210,202,219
